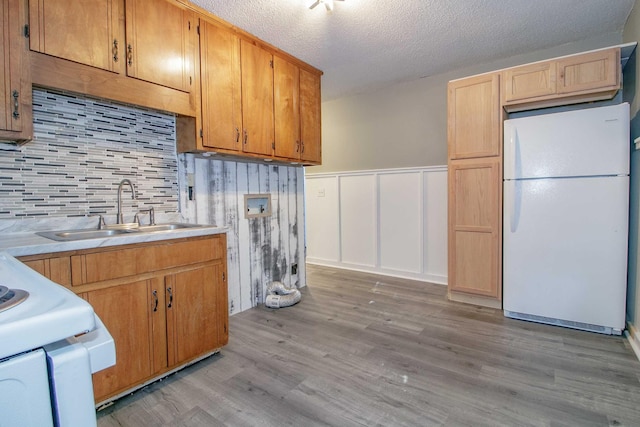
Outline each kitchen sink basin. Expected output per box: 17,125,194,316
36,229,131,241
36,223,209,242
136,223,201,232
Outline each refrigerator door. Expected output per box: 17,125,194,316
504,103,629,180
503,175,628,332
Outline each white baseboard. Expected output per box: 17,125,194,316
307,259,447,285
625,322,640,362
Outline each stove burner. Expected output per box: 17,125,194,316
0,284,29,313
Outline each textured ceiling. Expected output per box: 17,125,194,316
190,0,635,101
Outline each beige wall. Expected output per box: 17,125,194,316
623,0,640,340
308,32,622,174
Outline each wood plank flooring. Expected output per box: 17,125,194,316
97,265,640,426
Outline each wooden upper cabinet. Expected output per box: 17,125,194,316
557,48,619,94
0,0,32,142
199,19,242,152
240,40,274,156
29,0,196,93
448,73,501,160
125,0,195,92
273,56,300,160
29,0,123,73
503,61,556,102
503,47,620,110
300,68,322,164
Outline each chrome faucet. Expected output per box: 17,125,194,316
116,179,136,224
134,207,155,226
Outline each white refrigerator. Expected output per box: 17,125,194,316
503,103,630,335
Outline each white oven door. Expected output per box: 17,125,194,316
0,349,54,427
45,341,97,427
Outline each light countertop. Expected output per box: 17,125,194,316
1,225,228,257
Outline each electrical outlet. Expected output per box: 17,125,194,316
291,263,298,275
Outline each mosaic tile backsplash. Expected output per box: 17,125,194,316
0,89,179,221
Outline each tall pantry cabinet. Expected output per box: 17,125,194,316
447,73,503,308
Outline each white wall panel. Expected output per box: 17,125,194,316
379,172,422,273
305,176,340,262
424,170,448,281
306,166,447,285
340,175,377,267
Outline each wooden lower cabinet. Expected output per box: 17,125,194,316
18,234,228,404
448,158,502,307
85,279,158,402
168,264,227,366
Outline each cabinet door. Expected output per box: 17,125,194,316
0,0,32,141
199,19,242,151
166,263,226,367
448,73,500,159
241,40,274,156
300,68,322,164
28,0,122,73
86,280,158,402
503,61,556,102
273,56,300,159
125,0,195,92
448,158,501,300
557,48,619,94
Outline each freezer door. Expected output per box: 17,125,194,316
503,176,628,331
504,103,629,180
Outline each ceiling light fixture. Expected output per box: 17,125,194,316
308,0,343,12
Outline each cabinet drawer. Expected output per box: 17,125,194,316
72,236,224,285
20,255,72,287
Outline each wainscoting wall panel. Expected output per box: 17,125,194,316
379,171,422,273
305,166,447,284
179,155,306,315
339,174,377,267
304,177,340,262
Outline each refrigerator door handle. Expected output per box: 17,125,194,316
507,179,522,233
508,126,522,180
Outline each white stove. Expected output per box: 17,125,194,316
0,252,115,427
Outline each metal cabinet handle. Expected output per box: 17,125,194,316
301,141,305,154
127,44,133,66
243,129,248,145
236,127,240,143
12,91,19,119
152,290,158,312
296,141,300,152
113,39,119,62
167,287,173,308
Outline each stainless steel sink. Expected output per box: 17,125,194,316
136,223,201,232
36,223,208,242
36,229,131,241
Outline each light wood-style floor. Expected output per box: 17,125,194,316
97,265,640,426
